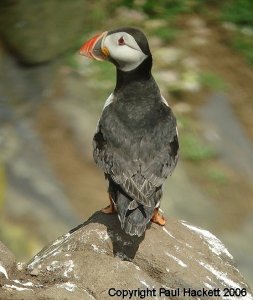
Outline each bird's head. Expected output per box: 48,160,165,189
80,27,151,73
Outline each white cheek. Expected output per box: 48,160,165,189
104,34,147,72
112,47,147,71
113,46,140,63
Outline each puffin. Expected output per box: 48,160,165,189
80,27,179,237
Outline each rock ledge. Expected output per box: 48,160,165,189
0,211,252,300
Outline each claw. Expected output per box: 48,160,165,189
101,204,116,214
101,195,117,214
151,208,166,226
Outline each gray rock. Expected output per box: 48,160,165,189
0,1,108,64
0,241,15,282
0,211,252,300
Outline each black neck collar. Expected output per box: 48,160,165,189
114,55,153,92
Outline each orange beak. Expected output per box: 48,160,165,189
79,31,108,61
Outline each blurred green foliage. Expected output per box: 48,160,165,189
119,0,202,18
178,116,217,162
181,133,216,161
141,0,190,18
222,0,253,65
151,26,179,43
205,167,229,184
231,35,253,65
115,0,253,67
94,62,115,85
198,72,227,91
117,0,253,28
222,0,253,27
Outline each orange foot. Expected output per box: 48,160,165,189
151,208,166,226
101,195,117,214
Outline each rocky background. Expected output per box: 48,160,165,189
0,0,253,294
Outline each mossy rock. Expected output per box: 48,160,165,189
0,0,108,64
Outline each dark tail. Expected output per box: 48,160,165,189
117,192,154,237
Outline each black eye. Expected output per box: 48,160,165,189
118,36,125,45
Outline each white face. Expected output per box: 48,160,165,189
103,32,148,72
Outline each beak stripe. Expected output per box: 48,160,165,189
80,31,108,61
102,47,110,57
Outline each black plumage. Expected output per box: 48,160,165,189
81,27,179,236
